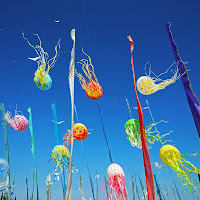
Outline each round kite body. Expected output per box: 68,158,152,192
124,119,143,148
106,163,128,200
73,123,88,141
63,123,88,146
0,158,9,179
34,71,52,90
4,113,29,132
137,76,157,95
85,81,103,99
160,144,181,166
51,145,70,166
107,163,125,181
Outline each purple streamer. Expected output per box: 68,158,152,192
166,22,200,138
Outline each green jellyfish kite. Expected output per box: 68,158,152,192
124,119,169,149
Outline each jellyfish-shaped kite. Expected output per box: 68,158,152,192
136,63,179,95
50,145,70,185
125,118,168,149
160,145,200,193
75,49,103,99
0,158,9,179
106,163,128,200
4,111,29,132
63,123,88,146
22,32,61,90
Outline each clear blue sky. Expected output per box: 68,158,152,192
0,0,200,199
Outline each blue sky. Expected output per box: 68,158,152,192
0,0,200,199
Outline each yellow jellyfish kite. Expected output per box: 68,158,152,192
137,63,179,95
160,145,200,193
75,49,103,99
50,145,70,185
22,32,61,90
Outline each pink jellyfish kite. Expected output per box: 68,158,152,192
4,111,29,132
106,163,128,200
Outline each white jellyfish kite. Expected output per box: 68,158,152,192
105,163,128,200
137,62,180,95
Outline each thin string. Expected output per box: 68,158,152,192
74,105,96,200
96,100,113,164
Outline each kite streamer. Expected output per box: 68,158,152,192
0,103,11,199
171,185,177,200
79,174,85,200
138,173,147,200
160,145,200,193
26,178,29,200
127,36,155,199
153,174,163,200
65,29,75,200
27,107,39,200
134,174,140,200
131,174,135,200
104,176,109,199
169,169,182,200
96,170,99,200
51,103,61,145
51,102,66,196
166,22,200,139
22,32,60,90
163,185,169,200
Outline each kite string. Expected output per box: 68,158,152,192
74,105,96,200
96,101,113,164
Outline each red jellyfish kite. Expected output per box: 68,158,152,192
63,123,88,146
75,49,103,99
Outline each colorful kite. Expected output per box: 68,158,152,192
136,63,179,95
51,145,70,185
75,49,103,99
160,144,200,193
22,32,60,90
63,123,88,146
166,22,200,139
4,111,28,131
125,118,169,149
127,36,155,199
106,163,128,200
0,159,9,179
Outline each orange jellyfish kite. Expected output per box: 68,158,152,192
63,123,88,146
75,49,103,99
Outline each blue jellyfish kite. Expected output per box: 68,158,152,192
22,32,61,90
